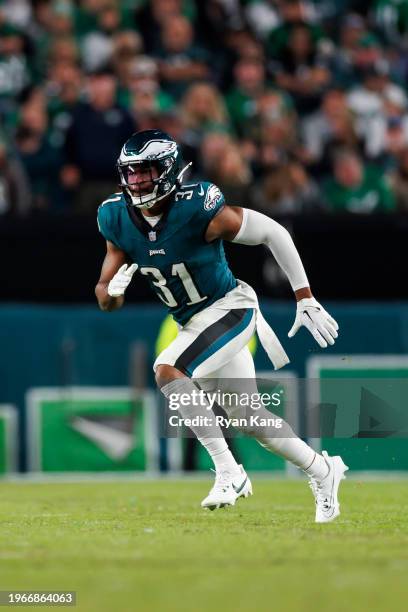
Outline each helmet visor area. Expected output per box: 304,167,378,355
118,154,177,207
120,161,160,195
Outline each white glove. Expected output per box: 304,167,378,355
288,297,339,348
108,263,138,297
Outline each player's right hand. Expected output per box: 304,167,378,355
107,263,138,297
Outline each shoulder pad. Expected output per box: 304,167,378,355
99,192,123,209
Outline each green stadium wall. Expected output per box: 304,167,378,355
1,302,408,471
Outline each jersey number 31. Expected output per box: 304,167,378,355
140,263,207,308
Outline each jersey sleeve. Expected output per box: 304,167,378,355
194,182,226,237
97,202,119,246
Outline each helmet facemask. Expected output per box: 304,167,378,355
118,155,178,209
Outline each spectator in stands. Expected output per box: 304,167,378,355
347,59,408,158
0,0,32,31
345,33,383,82
180,82,230,151
195,0,245,52
15,88,64,211
136,0,190,54
323,149,395,213
61,67,135,213
339,13,366,55
378,93,408,169
272,23,331,115
386,117,408,157
374,0,408,46
155,15,210,100
226,58,267,137
255,90,298,156
339,28,404,89
201,138,253,206
0,135,30,215
47,36,79,68
219,28,265,93
112,30,144,88
244,0,280,40
74,0,116,38
199,131,233,173
223,27,265,64
80,2,128,73
0,24,30,113
124,56,175,131
267,0,327,61
302,88,360,176
28,0,58,80
332,19,383,89
46,61,83,145
45,0,74,38
333,15,369,88
251,157,321,214
390,147,408,211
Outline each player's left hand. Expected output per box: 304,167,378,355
288,297,339,348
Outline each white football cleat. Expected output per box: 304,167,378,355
201,465,252,510
309,451,349,523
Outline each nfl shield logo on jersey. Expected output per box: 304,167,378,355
148,231,157,242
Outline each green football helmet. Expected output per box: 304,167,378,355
117,129,189,209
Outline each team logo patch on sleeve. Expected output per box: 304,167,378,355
204,184,222,211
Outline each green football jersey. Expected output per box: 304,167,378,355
97,182,237,326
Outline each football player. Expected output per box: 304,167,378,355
96,129,348,522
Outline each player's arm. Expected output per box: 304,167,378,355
95,241,137,312
206,206,311,296
205,206,339,348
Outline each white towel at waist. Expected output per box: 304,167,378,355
207,279,290,370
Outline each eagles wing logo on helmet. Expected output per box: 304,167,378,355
204,184,222,211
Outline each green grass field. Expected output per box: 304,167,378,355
0,479,407,612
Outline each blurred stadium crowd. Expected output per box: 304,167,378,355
1,0,408,217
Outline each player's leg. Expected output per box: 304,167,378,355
154,307,257,509
156,363,240,478
215,347,348,522
214,347,327,473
